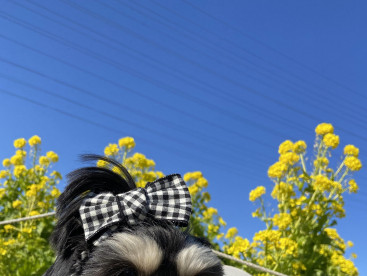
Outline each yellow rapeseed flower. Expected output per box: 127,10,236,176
207,224,219,234
4,225,15,232
132,153,149,168
10,155,23,166
323,133,339,149
13,165,26,178
267,161,288,178
16,150,26,157
226,236,250,258
184,171,203,182
249,186,266,202
188,184,199,196
118,137,136,150
225,227,238,239
146,159,156,168
271,182,295,200
26,184,39,197
296,195,307,206
315,123,334,136
29,211,40,216
13,138,26,148
314,157,329,168
142,171,156,182
3,239,16,246
324,228,340,240
278,140,294,155
12,200,22,208
273,213,292,230
28,135,41,146
344,156,362,171
313,174,332,192
203,207,218,220
51,187,61,197
2,158,11,167
196,177,208,188
218,217,226,226
279,152,299,165
348,179,359,193
344,145,359,157
22,228,32,234
39,156,50,167
293,140,307,154
156,171,164,178
0,170,8,179
46,151,59,162
97,160,108,168
104,143,119,156
278,237,298,256
254,229,281,243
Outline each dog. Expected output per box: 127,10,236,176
44,154,223,276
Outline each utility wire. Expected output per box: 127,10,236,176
0,53,275,163
6,1,367,145
18,0,367,154
0,71,266,169
10,1,293,141
0,89,256,176
2,3,367,163
0,34,277,160
119,0,367,129
1,2,366,164
0,10,294,148
18,0,308,136
47,1,367,144
181,0,367,103
1,4,366,164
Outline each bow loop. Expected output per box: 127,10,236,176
80,174,191,242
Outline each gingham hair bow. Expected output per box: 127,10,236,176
79,174,192,242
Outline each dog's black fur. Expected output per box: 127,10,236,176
44,155,223,276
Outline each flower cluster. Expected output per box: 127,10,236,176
243,123,359,275
0,136,60,274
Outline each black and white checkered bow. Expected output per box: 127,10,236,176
79,174,192,242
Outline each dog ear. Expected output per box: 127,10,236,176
50,154,136,259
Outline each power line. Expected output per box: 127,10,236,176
1,2,366,161
18,0,309,136
181,0,367,102
0,89,258,177
8,0,367,146
0,71,267,168
1,3,366,168
120,0,367,129
0,10,293,149
50,1,367,144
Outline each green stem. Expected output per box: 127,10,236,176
334,161,345,178
338,169,349,183
300,154,307,172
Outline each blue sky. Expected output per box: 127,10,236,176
0,0,366,274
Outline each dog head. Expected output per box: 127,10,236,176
44,155,223,276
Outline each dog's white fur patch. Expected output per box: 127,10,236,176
176,244,221,276
104,232,163,274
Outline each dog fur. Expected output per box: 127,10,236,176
44,155,223,276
